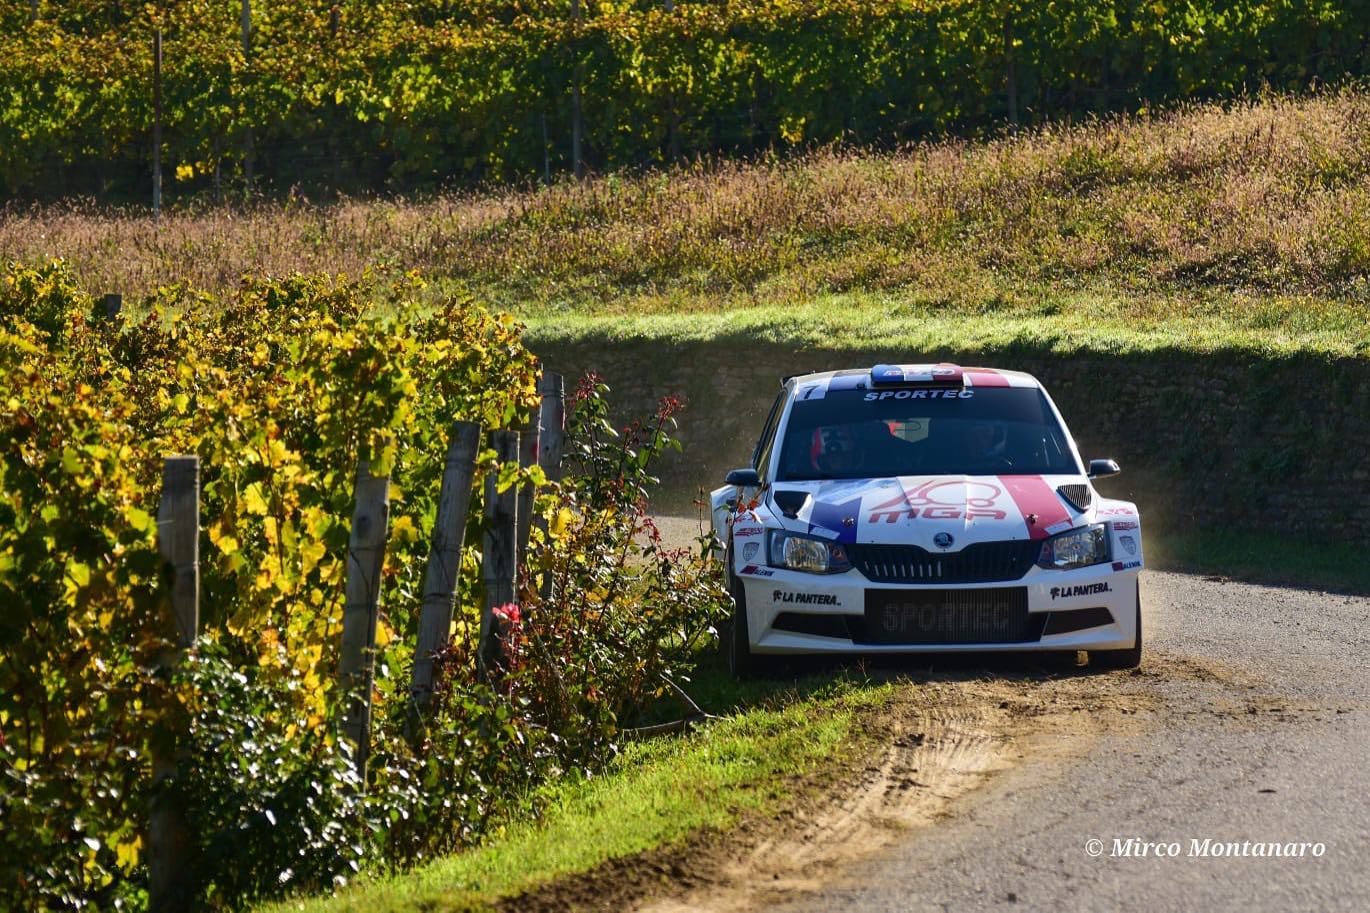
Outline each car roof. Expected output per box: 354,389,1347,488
784,365,1042,390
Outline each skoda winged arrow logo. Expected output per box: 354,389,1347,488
933,532,954,549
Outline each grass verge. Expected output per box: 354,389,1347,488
257,674,892,913
7,91,1370,363
253,528,1361,913
522,291,1370,358
1148,528,1370,595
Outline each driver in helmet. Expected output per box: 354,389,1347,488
811,420,900,475
962,419,1009,467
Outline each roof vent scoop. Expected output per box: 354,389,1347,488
772,489,811,520
1057,484,1093,513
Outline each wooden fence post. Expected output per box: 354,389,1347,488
479,431,519,678
410,421,481,712
102,293,122,323
149,456,199,913
240,0,255,191
152,28,163,218
517,371,566,574
537,372,566,485
535,373,566,604
515,415,541,571
338,454,390,783
570,0,584,179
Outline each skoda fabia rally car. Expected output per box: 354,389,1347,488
711,364,1143,676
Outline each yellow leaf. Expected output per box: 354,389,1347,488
243,482,269,516
299,538,326,574
551,507,575,539
114,836,142,872
125,506,154,533
391,515,418,543
66,560,91,589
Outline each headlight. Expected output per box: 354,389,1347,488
1037,524,1110,570
767,530,852,574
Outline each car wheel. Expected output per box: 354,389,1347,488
723,551,779,679
1090,580,1143,670
725,575,755,679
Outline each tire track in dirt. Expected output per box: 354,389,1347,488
641,670,1164,913
504,660,1189,913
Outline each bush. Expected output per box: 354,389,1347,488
0,271,163,911
512,379,726,759
4,1,1369,197
0,260,728,910
172,646,400,907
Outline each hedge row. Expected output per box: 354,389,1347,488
0,261,726,910
3,0,1368,197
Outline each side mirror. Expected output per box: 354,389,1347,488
1088,458,1121,479
725,467,761,487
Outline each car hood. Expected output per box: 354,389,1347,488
766,474,1093,550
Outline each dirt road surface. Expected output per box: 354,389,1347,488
634,519,1370,913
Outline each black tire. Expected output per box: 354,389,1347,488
725,575,757,679
1090,580,1143,670
722,540,778,679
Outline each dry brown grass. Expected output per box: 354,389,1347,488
4,90,1370,315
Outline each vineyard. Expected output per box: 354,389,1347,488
0,261,727,910
3,0,1368,199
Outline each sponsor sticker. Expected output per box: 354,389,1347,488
1050,582,1112,600
1112,560,1142,571
1098,506,1137,517
1119,535,1137,556
742,541,760,561
772,590,842,607
873,365,905,382
739,565,775,577
733,525,764,538
1112,520,1139,531
863,389,974,402
889,418,930,443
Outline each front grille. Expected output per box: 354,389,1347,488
1042,606,1114,635
861,587,1041,645
848,539,1040,584
772,612,852,639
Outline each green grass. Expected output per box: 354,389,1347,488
522,288,1370,358
257,675,891,913
251,526,1364,913
6,91,1370,360
1148,529,1370,594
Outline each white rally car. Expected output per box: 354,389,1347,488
711,364,1143,676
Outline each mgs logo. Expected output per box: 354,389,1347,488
869,480,1008,524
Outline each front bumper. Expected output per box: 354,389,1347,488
737,561,1140,654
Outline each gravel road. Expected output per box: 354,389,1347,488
770,571,1370,913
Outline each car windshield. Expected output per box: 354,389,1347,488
776,385,1079,480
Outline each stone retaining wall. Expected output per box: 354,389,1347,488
534,336,1370,542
